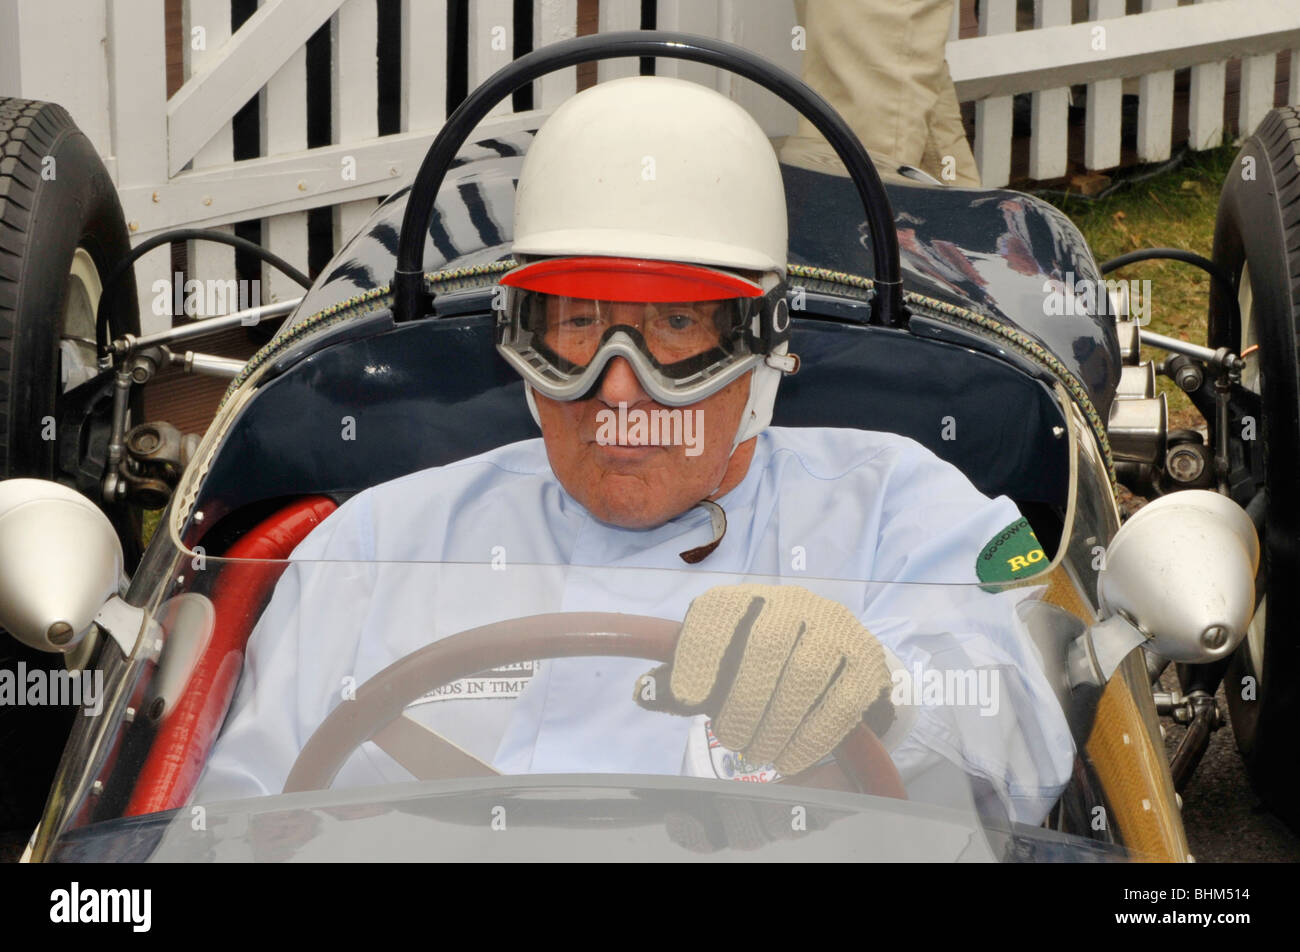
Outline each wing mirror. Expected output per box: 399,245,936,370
1090,489,1258,677
0,479,123,653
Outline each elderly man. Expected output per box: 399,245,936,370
194,76,1071,824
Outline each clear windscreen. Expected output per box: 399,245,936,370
46,549,1130,863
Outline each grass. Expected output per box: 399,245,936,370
142,507,162,549
1040,142,1240,429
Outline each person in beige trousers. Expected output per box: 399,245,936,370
779,0,982,187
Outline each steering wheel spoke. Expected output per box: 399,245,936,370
371,714,500,781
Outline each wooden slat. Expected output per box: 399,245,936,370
1239,52,1277,140
108,0,172,335
1137,0,1177,162
467,0,515,118
974,0,1015,187
401,0,446,132
185,0,236,321
534,0,578,110
167,0,343,175
261,32,309,304
1187,0,1227,149
596,0,641,83
0,0,115,159
1029,0,1071,181
652,0,722,92
1084,0,1124,171
331,0,380,252
947,0,1300,101
118,115,547,237
717,0,802,137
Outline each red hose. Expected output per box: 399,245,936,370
125,496,338,816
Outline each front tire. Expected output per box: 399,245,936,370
1210,105,1300,831
0,98,140,839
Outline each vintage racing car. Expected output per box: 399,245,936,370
0,31,1292,861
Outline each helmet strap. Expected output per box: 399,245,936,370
524,381,543,429
729,343,789,453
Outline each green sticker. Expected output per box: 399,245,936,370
976,518,1047,591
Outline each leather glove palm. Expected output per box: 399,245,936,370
637,584,895,775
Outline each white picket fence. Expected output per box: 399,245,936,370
1,0,1298,335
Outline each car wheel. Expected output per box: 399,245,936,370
1210,105,1300,830
0,98,140,837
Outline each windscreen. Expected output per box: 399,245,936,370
45,549,1124,862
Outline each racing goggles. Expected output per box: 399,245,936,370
495,257,792,406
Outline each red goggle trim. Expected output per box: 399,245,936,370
499,256,763,302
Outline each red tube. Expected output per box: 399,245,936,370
125,496,338,816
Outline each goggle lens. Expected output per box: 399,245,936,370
537,297,741,369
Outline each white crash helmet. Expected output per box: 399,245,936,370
497,75,798,450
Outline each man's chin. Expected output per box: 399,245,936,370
577,484,695,531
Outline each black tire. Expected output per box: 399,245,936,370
0,98,140,839
1210,105,1300,831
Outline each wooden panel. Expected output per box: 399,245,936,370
261,30,309,304
1239,52,1278,139
467,0,515,118
0,0,114,159
109,0,172,334
1137,0,1177,162
653,0,722,91
166,0,185,97
1029,0,1071,181
118,116,547,236
974,0,1015,187
401,0,446,133
947,0,1300,101
1086,652,1190,862
1084,0,1124,171
167,0,342,175
332,0,380,252
534,0,578,110
719,0,801,137
1187,0,1227,149
185,0,236,323
596,0,641,83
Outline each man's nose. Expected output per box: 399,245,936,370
595,355,650,407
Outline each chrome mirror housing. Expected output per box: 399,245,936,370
1095,489,1259,666
0,479,123,653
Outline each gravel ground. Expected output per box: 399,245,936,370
1158,669,1300,862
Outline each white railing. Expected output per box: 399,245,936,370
1,0,1298,334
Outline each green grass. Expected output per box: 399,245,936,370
142,507,162,549
1042,143,1240,429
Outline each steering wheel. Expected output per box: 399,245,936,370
283,612,906,799
392,30,904,329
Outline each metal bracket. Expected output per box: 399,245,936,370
92,595,155,658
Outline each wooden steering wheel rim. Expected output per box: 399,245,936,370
284,612,907,800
